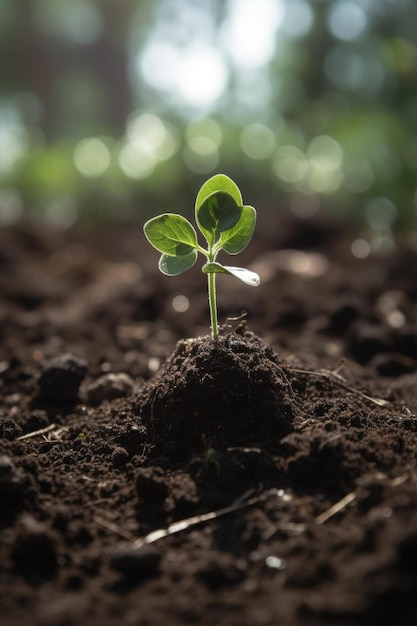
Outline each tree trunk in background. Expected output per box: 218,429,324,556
16,0,57,140
12,0,135,139
89,0,133,135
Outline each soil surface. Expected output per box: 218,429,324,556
1,213,417,625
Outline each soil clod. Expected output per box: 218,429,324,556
36,353,87,404
109,544,162,578
85,372,135,406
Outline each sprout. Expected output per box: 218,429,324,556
143,174,260,338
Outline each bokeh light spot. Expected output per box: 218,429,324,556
0,188,23,225
187,137,218,157
172,295,190,313
280,0,314,39
119,142,156,179
63,4,103,44
73,138,111,177
240,124,276,160
307,135,343,171
305,164,343,193
140,41,181,91
222,0,284,68
273,146,308,183
324,47,385,95
327,1,368,41
127,113,178,161
344,160,374,193
44,196,78,228
184,118,222,172
365,196,397,230
0,111,29,175
351,238,371,258
186,118,223,147
179,46,229,108
183,146,219,174
140,42,228,109
265,555,286,570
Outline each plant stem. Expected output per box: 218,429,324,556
208,271,218,338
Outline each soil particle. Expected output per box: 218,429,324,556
110,446,129,467
325,295,367,333
135,467,168,503
196,554,247,589
11,515,58,575
347,323,392,364
370,352,417,377
0,418,23,440
392,326,417,359
36,353,87,404
0,455,23,503
169,472,199,515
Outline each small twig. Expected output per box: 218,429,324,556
17,423,58,440
131,488,280,550
94,515,136,541
289,366,389,407
316,472,411,525
388,472,409,488
315,492,357,525
46,427,69,442
318,433,342,450
221,311,248,333
401,406,416,419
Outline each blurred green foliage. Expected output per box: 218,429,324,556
0,0,416,246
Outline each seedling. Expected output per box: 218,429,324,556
143,174,260,338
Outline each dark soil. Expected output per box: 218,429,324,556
1,214,417,626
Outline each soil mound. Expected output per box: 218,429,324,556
136,331,296,456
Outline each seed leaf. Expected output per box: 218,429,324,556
144,214,198,256
195,174,242,212
196,191,242,246
159,250,198,276
203,262,260,286
220,205,256,255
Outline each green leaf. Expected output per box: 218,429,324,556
202,262,260,286
159,250,198,276
195,174,243,212
196,191,242,246
220,205,256,255
143,214,198,256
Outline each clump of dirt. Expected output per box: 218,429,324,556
136,331,296,456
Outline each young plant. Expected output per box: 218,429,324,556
143,174,260,338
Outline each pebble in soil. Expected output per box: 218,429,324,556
85,372,135,406
135,332,297,457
